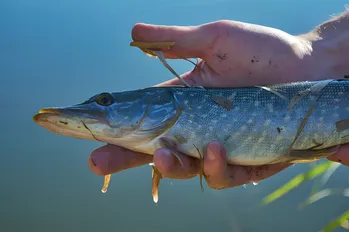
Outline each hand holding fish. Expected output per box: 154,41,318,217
88,16,349,190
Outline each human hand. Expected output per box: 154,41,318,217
88,20,349,190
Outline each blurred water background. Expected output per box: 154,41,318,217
1,0,348,231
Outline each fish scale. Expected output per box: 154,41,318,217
162,80,349,165
34,79,349,166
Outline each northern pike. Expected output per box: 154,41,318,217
32,43,349,201
33,79,349,166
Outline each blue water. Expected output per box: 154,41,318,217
1,1,348,231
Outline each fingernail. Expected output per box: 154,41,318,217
154,148,177,177
206,141,221,161
161,149,173,158
90,157,97,166
154,148,175,167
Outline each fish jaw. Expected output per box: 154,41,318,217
33,107,112,141
32,88,183,151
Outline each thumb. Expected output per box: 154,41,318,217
131,23,217,59
156,59,221,87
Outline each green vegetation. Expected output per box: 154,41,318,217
262,161,349,231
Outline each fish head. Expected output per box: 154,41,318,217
33,92,144,142
33,88,181,144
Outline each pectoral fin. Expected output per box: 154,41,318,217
101,174,111,193
151,165,162,204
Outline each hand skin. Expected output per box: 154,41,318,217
88,9,349,190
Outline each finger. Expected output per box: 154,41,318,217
88,144,153,176
131,23,218,59
203,141,292,189
327,144,349,166
153,148,200,179
203,141,235,189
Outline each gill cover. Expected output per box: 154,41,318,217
110,87,182,138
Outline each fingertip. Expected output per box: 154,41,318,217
88,144,153,176
153,148,200,179
88,148,111,176
131,23,153,41
153,148,176,176
206,141,226,160
204,141,228,183
131,23,180,42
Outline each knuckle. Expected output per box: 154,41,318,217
205,20,240,33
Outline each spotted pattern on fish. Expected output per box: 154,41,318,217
34,79,349,166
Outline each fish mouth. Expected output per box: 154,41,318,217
33,108,68,126
33,108,61,123
33,107,104,140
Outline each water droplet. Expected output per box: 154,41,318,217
252,182,259,186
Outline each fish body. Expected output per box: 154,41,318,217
33,79,349,165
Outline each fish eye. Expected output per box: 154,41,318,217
95,93,114,106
